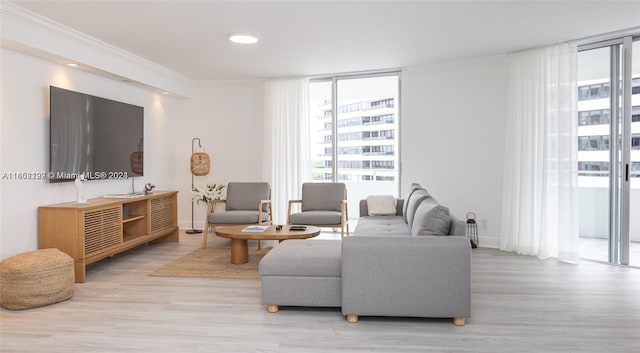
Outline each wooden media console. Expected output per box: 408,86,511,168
38,191,179,282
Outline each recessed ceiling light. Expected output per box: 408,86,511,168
66,63,78,67
162,92,169,95
229,33,258,44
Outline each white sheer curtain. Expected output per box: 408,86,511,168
501,43,580,263
263,78,311,224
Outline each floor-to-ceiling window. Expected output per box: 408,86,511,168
577,36,639,267
309,73,400,220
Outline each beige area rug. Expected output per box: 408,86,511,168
149,246,272,280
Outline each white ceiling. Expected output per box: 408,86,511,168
11,1,640,80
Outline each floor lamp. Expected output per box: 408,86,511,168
186,137,203,234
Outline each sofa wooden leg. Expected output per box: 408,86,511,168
453,317,465,326
267,305,279,313
346,314,358,323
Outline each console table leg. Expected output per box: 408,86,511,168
74,261,86,283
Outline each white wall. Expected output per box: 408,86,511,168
0,48,183,259
176,81,265,231
401,55,508,247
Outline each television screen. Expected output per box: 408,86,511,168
49,86,144,182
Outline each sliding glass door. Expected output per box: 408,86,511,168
577,36,638,266
309,74,400,220
577,46,613,263
630,40,640,267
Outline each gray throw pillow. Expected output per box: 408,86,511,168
405,189,429,227
402,183,422,220
411,198,451,236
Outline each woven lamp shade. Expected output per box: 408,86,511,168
190,152,210,176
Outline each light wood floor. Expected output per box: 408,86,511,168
1,231,639,353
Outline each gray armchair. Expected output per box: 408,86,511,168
287,182,349,238
202,182,272,249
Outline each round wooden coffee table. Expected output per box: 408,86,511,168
215,225,321,264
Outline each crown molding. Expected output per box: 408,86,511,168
1,1,194,98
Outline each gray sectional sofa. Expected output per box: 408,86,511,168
259,183,471,326
354,183,467,237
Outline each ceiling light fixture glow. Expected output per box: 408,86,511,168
229,33,258,44
66,63,78,67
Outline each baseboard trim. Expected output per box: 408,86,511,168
478,235,500,249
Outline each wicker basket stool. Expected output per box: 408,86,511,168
0,248,74,310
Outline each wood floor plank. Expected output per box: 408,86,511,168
1,231,638,353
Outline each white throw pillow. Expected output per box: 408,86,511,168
366,195,397,216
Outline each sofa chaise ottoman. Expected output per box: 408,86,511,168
259,239,342,313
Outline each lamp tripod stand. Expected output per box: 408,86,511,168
186,137,203,234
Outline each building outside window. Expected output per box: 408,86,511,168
309,74,400,219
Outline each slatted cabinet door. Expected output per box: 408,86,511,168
150,195,176,233
83,207,122,257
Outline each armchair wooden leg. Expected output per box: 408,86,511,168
258,240,261,250
346,314,358,323
201,228,208,249
267,305,279,313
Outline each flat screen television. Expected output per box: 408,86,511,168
49,86,144,183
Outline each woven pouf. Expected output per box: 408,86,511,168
0,248,74,310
